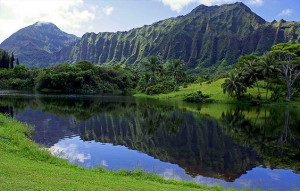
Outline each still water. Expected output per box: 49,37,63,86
0,91,299,190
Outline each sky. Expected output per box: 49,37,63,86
0,0,299,43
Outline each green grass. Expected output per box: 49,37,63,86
0,114,235,191
135,79,264,102
135,79,300,107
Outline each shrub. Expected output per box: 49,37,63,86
183,91,211,103
183,82,188,88
145,81,176,95
75,61,95,71
270,86,284,102
10,78,33,90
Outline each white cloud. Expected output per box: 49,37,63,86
50,143,91,163
0,0,97,42
157,0,264,12
279,9,294,17
102,6,114,16
161,168,181,180
248,0,263,6
100,160,109,167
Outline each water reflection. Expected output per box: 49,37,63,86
221,108,300,175
0,93,299,190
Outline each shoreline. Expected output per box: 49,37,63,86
0,114,233,191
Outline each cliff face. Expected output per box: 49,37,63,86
53,3,300,73
1,3,299,72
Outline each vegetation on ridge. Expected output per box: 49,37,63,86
52,3,300,74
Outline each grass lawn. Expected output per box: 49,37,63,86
0,114,235,191
134,79,266,102
134,79,300,107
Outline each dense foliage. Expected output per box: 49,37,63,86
0,64,38,90
0,48,14,69
35,61,137,94
1,3,299,73
183,91,211,103
221,42,300,102
145,81,176,95
0,61,137,94
51,3,300,74
137,57,186,95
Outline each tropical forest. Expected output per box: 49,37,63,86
0,1,299,191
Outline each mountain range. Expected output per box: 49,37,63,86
0,22,79,68
1,2,300,73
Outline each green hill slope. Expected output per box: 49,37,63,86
54,2,300,73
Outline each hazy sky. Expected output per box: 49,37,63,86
0,0,299,43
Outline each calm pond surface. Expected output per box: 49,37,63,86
0,91,300,190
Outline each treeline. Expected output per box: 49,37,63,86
0,49,19,69
0,60,137,94
222,42,300,102
137,56,187,95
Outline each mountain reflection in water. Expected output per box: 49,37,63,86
0,93,299,190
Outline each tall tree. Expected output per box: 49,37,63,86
167,59,185,85
10,52,15,69
0,49,10,69
222,71,247,100
16,58,20,66
271,43,300,101
238,55,263,100
145,56,163,84
258,53,280,102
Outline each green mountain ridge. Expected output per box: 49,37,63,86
0,22,80,68
52,2,300,73
1,2,300,73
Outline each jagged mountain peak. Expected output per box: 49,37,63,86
1,3,299,71
54,2,298,73
189,2,265,23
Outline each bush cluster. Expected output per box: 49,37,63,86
183,91,211,103
0,61,138,94
145,81,176,95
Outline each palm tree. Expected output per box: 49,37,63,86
145,56,163,84
222,71,247,100
242,59,263,100
258,53,280,102
167,59,185,85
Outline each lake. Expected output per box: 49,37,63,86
0,91,299,190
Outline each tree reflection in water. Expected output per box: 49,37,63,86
0,94,299,182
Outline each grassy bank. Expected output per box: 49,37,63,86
135,79,300,107
0,114,234,191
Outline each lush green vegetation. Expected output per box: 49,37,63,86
136,42,300,106
221,42,300,103
48,3,300,74
0,48,16,69
35,61,137,94
183,91,211,103
0,60,137,94
1,43,299,106
137,57,185,95
1,94,299,187
0,113,236,191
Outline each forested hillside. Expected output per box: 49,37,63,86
53,2,300,74
1,3,299,73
